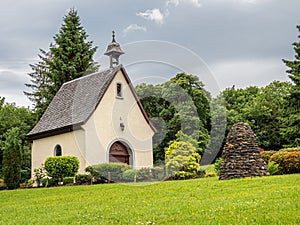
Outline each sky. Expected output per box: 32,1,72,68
0,0,299,107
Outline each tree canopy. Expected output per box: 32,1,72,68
220,81,293,150
0,98,35,182
136,73,211,164
281,24,300,147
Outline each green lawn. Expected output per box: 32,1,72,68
1,174,300,225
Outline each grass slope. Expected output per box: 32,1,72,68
1,174,300,225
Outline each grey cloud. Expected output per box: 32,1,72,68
0,0,299,106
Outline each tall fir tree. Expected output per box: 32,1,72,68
25,9,98,118
282,24,300,147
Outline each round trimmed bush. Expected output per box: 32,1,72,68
44,156,80,182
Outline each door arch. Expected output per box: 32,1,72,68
109,141,130,164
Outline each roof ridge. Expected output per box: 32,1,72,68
62,66,120,86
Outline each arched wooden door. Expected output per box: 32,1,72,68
109,141,130,164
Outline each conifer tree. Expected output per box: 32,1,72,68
2,128,22,189
282,24,300,147
46,8,98,95
25,9,98,118
24,49,52,119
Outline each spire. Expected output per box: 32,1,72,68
104,31,124,68
112,30,116,42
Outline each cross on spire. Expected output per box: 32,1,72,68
112,30,116,42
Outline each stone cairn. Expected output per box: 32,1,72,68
219,122,268,180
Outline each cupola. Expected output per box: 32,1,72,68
104,31,124,68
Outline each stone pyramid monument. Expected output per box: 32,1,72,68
219,122,268,180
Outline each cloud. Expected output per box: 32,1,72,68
239,0,258,4
123,24,147,35
0,68,31,107
136,1,202,26
166,0,202,8
210,58,288,90
136,8,165,24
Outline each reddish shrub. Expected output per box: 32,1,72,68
284,152,300,174
260,150,277,163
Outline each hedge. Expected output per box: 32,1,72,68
92,163,131,182
269,151,300,174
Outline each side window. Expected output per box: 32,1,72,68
54,145,62,156
116,82,123,98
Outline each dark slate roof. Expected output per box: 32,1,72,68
28,65,136,139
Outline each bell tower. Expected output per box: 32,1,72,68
104,31,124,68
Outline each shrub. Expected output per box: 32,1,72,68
75,174,92,185
44,156,80,182
151,166,165,180
183,153,201,174
137,168,153,181
269,151,300,174
85,166,101,184
92,163,131,182
260,151,277,164
0,183,7,190
85,166,98,178
27,178,34,188
283,152,300,174
267,162,279,175
205,173,217,178
269,151,286,174
197,168,206,178
214,158,222,176
41,178,55,187
122,169,139,182
165,141,200,179
0,179,4,184
63,177,74,185
172,171,195,180
33,165,45,187
279,146,300,152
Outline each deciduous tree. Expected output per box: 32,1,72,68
135,73,211,164
0,99,35,181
